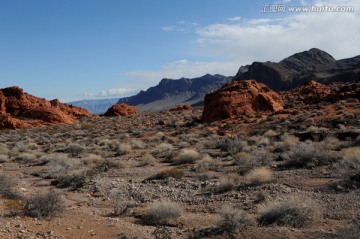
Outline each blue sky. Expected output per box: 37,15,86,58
0,0,359,102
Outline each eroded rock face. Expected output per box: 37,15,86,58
0,86,93,130
104,103,138,117
202,80,283,122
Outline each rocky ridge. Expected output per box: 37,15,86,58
0,86,93,129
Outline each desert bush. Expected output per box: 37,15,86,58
14,152,38,163
51,170,89,190
273,134,299,153
213,174,240,194
283,143,339,168
222,136,248,156
0,175,20,199
258,197,319,228
62,143,85,156
46,153,82,177
142,202,182,225
152,143,173,155
335,147,360,188
244,167,273,185
194,155,216,172
234,150,271,174
337,221,360,239
172,149,200,165
117,143,132,155
131,139,146,149
138,152,156,167
109,189,136,216
0,154,8,163
217,206,255,233
24,191,64,218
0,144,9,154
146,168,184,181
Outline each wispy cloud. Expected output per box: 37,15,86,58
83,88,138,98
227,16,241,21
162,20,199,33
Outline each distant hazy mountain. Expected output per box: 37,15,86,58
234,48,360,91
117,74,232,113
69,98,119,114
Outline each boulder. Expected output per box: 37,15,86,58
104,103,138,117
202,80,283,122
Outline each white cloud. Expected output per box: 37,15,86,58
195,0,360,62
125,0,360,85
83,88,137,98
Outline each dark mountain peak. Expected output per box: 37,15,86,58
280,48,336,72
234,48,359,91
117,74,232,112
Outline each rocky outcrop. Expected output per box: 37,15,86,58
202,80,283,122
234,48,360,91
169,105,192,111
104,103,138,117
0,86,93,130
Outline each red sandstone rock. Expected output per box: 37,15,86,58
0,86,93,130
169,105,192,111
104,103,138,117
202,80,283,122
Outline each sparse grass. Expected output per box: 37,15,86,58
172,149,200,165
0,154,8,163
24,191,64,218
244,167,273,185
258,197,319,228
217,206,255,233
142,202,182,225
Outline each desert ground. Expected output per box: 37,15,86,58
0,98,360,239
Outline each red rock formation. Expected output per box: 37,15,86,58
104,103,138,117
169,105,192,111
285,80,333,104
202,80,283,122
0,86,93,130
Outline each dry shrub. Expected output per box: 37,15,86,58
0,154,8,163
142,202,182,225
172,149,200,165
138,152,156,167
146,168,184,181
109,189,136,216
194,155,216,172
217,206,255,233
214,174,240,194
273,134,299,153
284,143,339,168
117,143,132,155
258,197,319,228
245,167,273,185
24,191,64,218
152,143,173,155
131,139,146,149
0,175,20,199
62,143,85,156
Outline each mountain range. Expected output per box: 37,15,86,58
71,48,360,114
